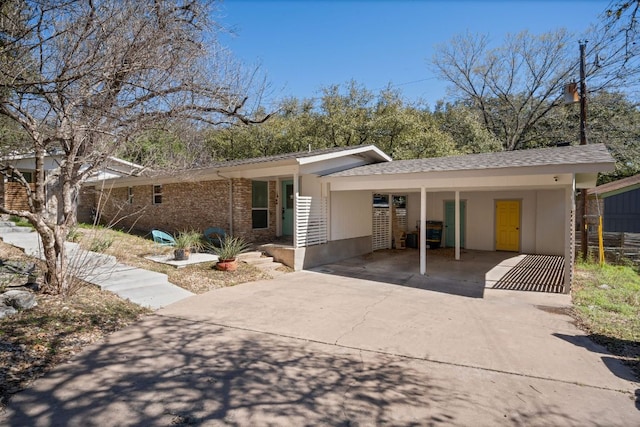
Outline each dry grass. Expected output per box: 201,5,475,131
73,226,272,294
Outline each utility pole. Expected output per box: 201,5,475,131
579,40,589,261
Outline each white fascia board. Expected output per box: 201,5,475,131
328,173,576,192
105,156,145,174
297,145,391,165
575,173,599,189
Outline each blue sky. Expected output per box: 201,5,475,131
219,1,609,108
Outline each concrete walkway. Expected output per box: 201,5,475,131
3,269,638,426
0,222,193,309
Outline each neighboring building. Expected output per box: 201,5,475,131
93,143,615,292
0,152,144,222
586,173,640,233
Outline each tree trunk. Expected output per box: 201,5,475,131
36,222,70,295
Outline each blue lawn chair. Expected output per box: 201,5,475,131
151,229,176,246
203,227,226,248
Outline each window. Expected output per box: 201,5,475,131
252,181,268,229
153,185,162,204
373,194,389,207
127,187,134,204
9,170,33,183
393,195,406,208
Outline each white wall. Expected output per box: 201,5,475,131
12,156,61,171
330,190,372,240
535,189,566,255
404,189,567,255
301,174,322,198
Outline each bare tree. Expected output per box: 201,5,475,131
588,1,640,97
432,3,640,152
432,30,578,151
0,0,265,295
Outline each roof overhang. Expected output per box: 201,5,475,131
95,145,391,188
297,145,391,165
322,149,615,193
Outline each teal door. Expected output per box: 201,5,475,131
282,180,294,236
444,201,466,248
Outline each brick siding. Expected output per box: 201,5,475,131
77,186,97,224
98,178,277,243
3,182,33,211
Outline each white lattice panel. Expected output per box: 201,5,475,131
395,208,408,231
295,196,328,247
372,207,390,251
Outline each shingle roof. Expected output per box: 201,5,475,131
207,144,380,169
327,144,614,177
587,173,640,196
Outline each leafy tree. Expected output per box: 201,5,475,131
433,102,502,154
391,109,459,159
0,0,263,295
316,81,375,147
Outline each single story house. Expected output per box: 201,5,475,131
91,143,615,293
586,173,640,233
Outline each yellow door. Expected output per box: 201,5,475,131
495,200,520,252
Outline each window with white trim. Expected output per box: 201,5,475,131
252,181,268,229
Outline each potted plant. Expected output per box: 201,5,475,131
173,230,203,261
212,236,250,271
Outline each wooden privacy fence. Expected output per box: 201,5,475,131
576,232,640,267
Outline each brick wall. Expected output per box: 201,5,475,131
99,178,277,243
77,186,97,224
4,182,33,211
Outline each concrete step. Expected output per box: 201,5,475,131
237,251,264,261
244,256,276,266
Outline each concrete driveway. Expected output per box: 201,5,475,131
4,269,639,426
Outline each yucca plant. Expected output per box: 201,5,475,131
173,230,203,261
173,230,203,251
211,236,250,261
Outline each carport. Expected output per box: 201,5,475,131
320,144,615,293
311,248,566,298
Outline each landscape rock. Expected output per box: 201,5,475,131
1,289,38,310
0,304,18,319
